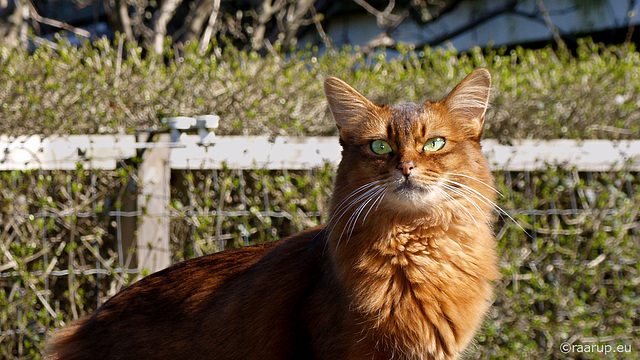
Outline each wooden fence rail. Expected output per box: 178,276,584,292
2,134,639,171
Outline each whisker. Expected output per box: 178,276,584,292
327,180,386,249
330,181,381,219
343,193,375,243
440,184,488,227
441,178,504,213
434,186,480,229
329,187,380,246
442,172,502,196
343,186,387,245
362,187,387,226
329,182,381,224
441,178,529,236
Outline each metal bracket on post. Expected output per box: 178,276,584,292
160,115,219,146
162,117,196,143
195,115,219,146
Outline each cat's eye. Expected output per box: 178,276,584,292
371,140,392,155
423,137,446,152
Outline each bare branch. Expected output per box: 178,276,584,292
361,5,410,53
27,1,91,38
309,4,332,50
152,0,183,55
124,2,154,42
362,32,396,52
283,0,315,46
177,0,213,41
535,0,568,51
115,0,134,41
198,0,221,54
623,7,636,51
407,0,464,24
353,0,404,27
426,0,519,47
251,0,288,50
0,0,27,49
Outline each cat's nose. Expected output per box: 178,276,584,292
398,161,415,177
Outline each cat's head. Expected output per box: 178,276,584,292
324,69,495,224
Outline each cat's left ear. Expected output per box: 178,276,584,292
441,68,491,139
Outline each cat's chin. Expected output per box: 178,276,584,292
394,180,426,194
387,180,443,214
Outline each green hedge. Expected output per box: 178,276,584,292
0,38,639,139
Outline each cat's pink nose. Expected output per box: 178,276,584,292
398,161,415,176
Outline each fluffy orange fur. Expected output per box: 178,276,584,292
325,68,498,358
46,69,498,360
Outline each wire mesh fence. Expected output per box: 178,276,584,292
1,160,639,358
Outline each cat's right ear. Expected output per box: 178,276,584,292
324,77,379,140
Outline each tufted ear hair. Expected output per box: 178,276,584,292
441,68,492,139
324,76,383,142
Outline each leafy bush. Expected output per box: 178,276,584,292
0,38,639,140
480,168,640,359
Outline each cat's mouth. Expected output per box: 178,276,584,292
390,178,443,208
394,180,426,194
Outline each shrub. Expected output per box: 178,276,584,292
0,38,638,140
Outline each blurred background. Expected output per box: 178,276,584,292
1,0,640,53
0,0,639,359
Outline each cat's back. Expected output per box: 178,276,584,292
46,226,337,360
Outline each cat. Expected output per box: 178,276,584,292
46,68,499,360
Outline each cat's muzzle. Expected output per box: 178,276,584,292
394,179,426,194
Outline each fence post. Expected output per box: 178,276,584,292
137,134,172,274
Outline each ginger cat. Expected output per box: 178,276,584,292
46,69,499,360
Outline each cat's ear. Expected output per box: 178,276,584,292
324,77,380,139
441,68,491,139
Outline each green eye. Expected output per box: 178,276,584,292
424,137,446,152
371,140,392,155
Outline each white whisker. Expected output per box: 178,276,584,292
433,185,480,229
330,188,379,244
442,172,502,196
330,181,381,219
440,184,490,226
329,182,380,225
342,186,387,246
441,178,528,235
362,187,387,226
442,179,502,212
327,180,386,249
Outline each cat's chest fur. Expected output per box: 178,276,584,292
336,221,498,360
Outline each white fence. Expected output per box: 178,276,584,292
2,134,640,171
